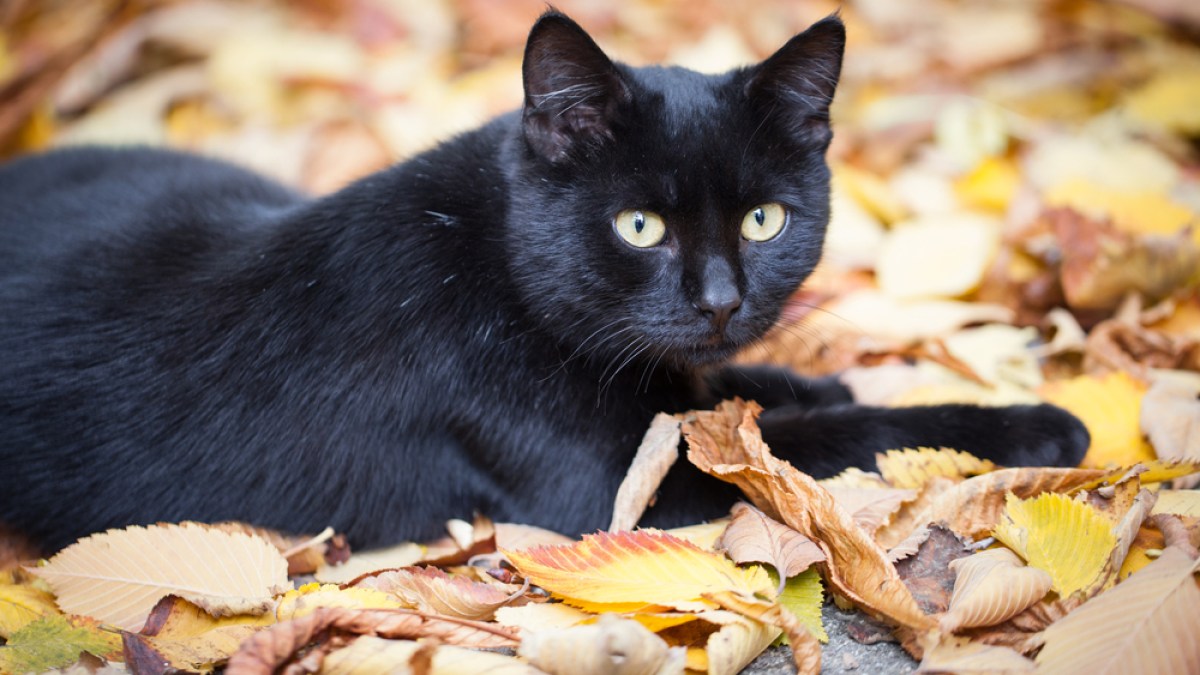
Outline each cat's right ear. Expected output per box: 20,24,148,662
522,12,630,163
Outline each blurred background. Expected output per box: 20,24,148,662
2,0,1199,466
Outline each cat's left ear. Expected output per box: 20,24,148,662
522,11,631,163
745,15,845,145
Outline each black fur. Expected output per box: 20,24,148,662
0,13,1087,553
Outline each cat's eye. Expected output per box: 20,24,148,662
614,209,666,248
740,203,787,242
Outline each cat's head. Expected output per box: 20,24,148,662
504,11,843,372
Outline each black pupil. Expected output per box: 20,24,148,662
754,208,765,226
633,212,645,233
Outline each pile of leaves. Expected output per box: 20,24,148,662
1,409,1199,673
3,0,1200,672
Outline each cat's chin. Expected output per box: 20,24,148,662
667,340,745,368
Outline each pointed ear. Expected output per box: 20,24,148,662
745,15,845,145
522,11,630,163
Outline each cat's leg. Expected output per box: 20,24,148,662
706,365,854,409
756,402,1090,477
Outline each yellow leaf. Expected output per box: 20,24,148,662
698,611,781,675
955,156,1020,212
662,521,728,551
1125,67,1200,136
833,163,909,225
31,523,290,631
138,596,274,673
775,568,826,643
276,583,405,621
817,467,891,490
0,580,60,639
876,448,997,490
1044,178,1198,242
503,530,774,613
992,493,1115,598
1036,548,1200,674
0,615,121,674
1040,372,1156,469
938,548,1052,632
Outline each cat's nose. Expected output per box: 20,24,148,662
697,284,742,332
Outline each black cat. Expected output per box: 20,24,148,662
0,12,1087,553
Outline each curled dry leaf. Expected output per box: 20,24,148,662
31,523,289,631
322,636,538,675
939,548,1052,633
1084,318,1200,380
992,493,1115,599
610,412,682,532
1140,378,1200,488
690,610,782,675
1050,208,1200,311
896,467,1107,542
519,614,686,675
875,448,997,490
1036,547,1200,674
716,502,825,582
705,590,821,675
503,529,773,613
355,566,529,621
683,399,935,631
224,607,518,674
1151,514,1200,559
824,486,918,534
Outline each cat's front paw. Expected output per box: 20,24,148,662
992,403,1090,468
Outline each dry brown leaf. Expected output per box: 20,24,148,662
704,591,820,675
894,525,974,616
939,548,1052,633
224,607,519,674
886,526,932,563
916,637,1036,673
1152,514,1200,559
1051,208,1200,311
354,566,528,621
1035,547,1200,673
322,635,539,674
609,412,682,532
716,502,825,582
1084,319,1200,379
824,486,918,534
519,613,686,675
875,477,957,550
31,523,289,631
683,399,935,631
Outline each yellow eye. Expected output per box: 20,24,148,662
614,209,666,248
741,203,786,242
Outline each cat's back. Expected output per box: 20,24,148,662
0,146,301,276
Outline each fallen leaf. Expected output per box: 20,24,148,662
824,486,918,534
1035,547,1200,674
31,523,289,631
225,607,519,673
420,515,497,568
894,525,974,615
1040,371,1156,469
939,548,1052,633
519,614,686,675
683,400,935,631
876,212,1001,300
323,635,539,674
610,413,682,532
662,521,729,551
134,595,274,673
992,492,1115,598
503,529,773,613
314,541,425,584
1084,319,1200,380
875,448,997,490
0,615,121,674
355,566,528,621
1153,489,1200,517
775,568,827,643
276,583,405,622
493,601,590,633
494,523,574,552
875,478,957,550
692,611,782,675
0,578,60,639
916,637,1036,673
705,591,821,675
1140,378,1200,487
716,503,825,583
